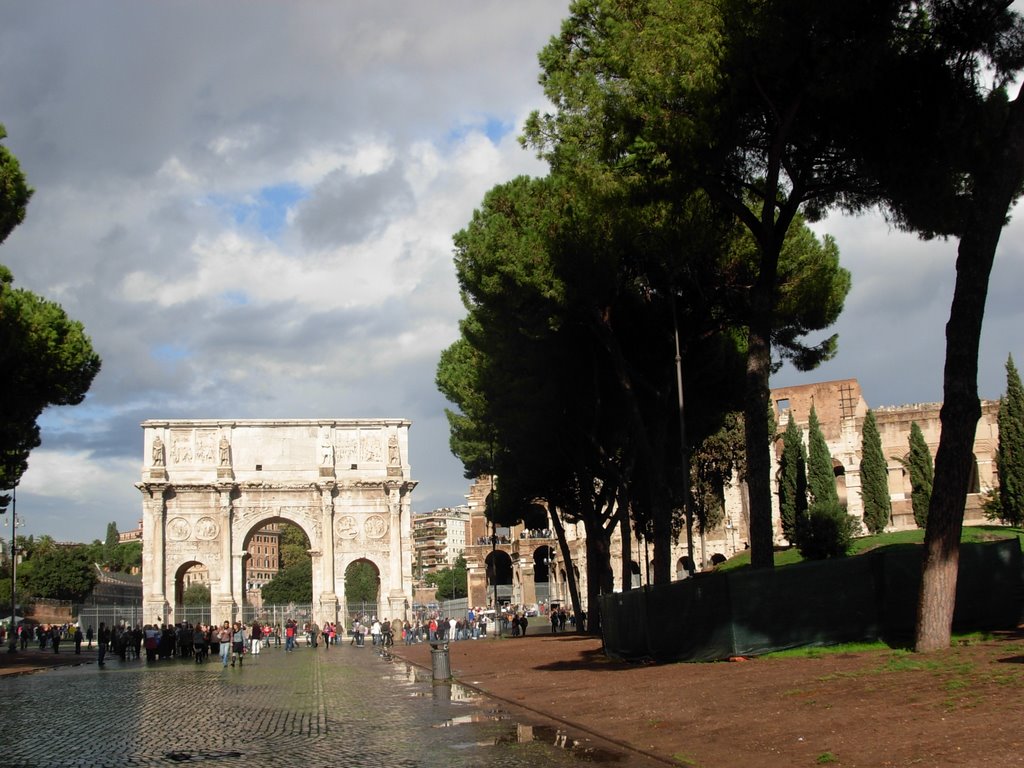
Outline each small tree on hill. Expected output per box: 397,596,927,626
996,355,1024,526
860,410,891,534
779,415,808,543
807,404,839,507
795,502,859,560
906,422,934,529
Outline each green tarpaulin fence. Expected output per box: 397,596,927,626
601,539,1022,663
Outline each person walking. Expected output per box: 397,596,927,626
86,625,94,649
193,624,207,663
217,621,232,667
309,621,319,649
231,622,247,667
74,626,83,654
285,619,296,652
97,622,109,667
250,621,262,656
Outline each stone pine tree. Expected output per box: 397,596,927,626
907,422,934,529
995,355,1024,526
807,404,839,507
860,410,892,534
778,415,808,543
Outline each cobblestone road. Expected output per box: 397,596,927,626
0,644,645,767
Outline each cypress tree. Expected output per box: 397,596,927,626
860,410,891,534
908,421,934,529
997,354,1024,526
779,415,807,542
807,404,839,507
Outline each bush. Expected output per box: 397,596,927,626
795,503,860,560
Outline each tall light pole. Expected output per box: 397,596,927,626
544,549,558,605
672,295,696,576
6,487,22,653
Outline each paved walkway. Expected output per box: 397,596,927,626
0,642,654,767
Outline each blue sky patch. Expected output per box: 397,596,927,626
152,343,190,363
445,115,514,147
219,290,249,306
204,183,308,239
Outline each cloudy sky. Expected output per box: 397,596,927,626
1,3,1021,544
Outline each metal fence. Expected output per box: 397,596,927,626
239,604,313,628
77,602,145,631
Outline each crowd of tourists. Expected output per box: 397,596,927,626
1,622,87,653
6,602,582,667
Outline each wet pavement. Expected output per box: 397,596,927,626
0,644,656,767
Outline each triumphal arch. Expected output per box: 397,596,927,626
137,419,416,627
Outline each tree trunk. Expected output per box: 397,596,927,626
744,303,776,569
915,87,1024,652
583,518,614,635
619,498,632,590
548,508,584,624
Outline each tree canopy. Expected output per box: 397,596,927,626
0,126,101,500
19,545,97,603
345,560,379,605
260,559,312,605
425,555,468,602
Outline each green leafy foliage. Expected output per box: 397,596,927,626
690,412,745,536
19,545,97,602
278,523,310,569
425,555,468,601
807,405,839,507
260,559,312,604
0,127,101,494
860,410,892,534
779,416,808,542
524,0,861,570
182,582,210,606
907,422,934,529
344,560,379,604
996,355,1024,525
795,502,860,560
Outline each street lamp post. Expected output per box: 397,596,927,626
544,550,558,606
6,487,23,653
491,522,501,637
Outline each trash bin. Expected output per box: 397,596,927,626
430,642,450,681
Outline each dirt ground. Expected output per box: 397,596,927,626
394,628,1024,768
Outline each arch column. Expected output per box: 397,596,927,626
212,487,235,625
385,483,405,620
140,485,169,624
317,484,338,627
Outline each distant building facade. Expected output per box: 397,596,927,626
412,507,470,576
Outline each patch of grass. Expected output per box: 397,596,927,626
816,751,839,764
764,641,891,660
878,654,942,673
714,526,1022,572
672,752,698,766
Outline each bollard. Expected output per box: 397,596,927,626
430,641,451,682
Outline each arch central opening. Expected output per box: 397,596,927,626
243,518,312,629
